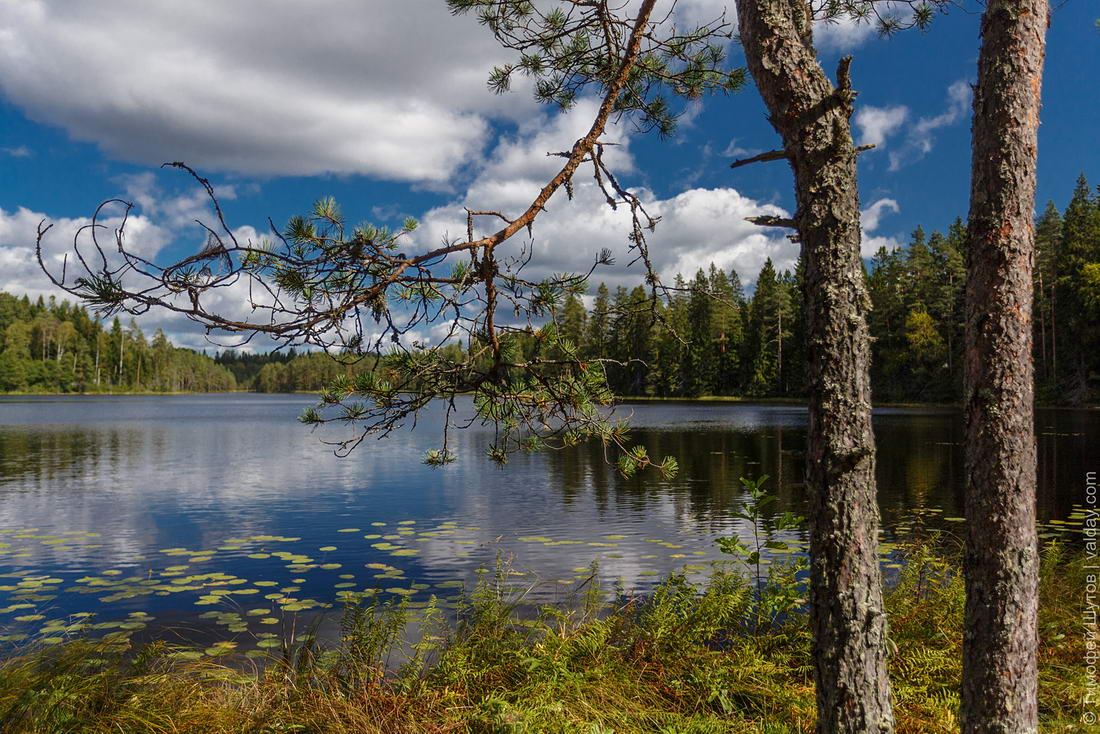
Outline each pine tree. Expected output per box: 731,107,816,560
904,225,936,312
1033,201,1062,393
684,269,716,396
708,265,744,394
961,0,1048,728
585,283,611,360
1055,175,1100,402
558,293,587,359
927,226,966,398
743,259,790,396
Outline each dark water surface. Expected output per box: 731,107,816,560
0,394,1094,649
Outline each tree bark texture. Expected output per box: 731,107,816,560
963,1,1047,732
734,2,893,732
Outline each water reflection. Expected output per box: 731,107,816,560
0,395,1093,639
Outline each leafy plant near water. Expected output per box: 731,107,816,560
0,535,1090,733
716,475,808,633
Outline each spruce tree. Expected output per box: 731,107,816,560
1033,201,1062,393
585,283,611,361
1055,175,1100,402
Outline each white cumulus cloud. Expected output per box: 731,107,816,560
855,105,909,148
0,0,533,184
889,80,972,171
413,98,795,290
859,197,903,257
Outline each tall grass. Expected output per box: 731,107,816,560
0,539,1089,733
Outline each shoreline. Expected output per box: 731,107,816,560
2,390,1096,410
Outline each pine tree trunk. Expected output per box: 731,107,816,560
734,2,893,732
962,1,1047,731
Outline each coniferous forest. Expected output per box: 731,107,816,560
558,174,1100,405
4,174,1098,403
0,293,236,393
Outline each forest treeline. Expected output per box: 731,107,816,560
0,290,379,394
551,173,1100,404
5,174,1097,402
0,293,236,393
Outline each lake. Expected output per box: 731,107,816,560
0,394,1094,649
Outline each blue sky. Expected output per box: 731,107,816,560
1,1,1097,351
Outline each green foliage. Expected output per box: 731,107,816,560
0,538,1089,733
1048,174,1100,402
0,291,235,393
448,0,745,137
716,476,808,633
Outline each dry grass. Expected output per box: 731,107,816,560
0,540,1089,733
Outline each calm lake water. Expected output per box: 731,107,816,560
0,394,1094,650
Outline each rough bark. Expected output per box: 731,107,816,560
962,1,1047,732
734,2,893,732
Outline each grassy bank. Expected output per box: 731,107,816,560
0,540,1089,733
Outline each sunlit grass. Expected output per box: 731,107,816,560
0,537,1089,733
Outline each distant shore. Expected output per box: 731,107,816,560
3,390,1096,410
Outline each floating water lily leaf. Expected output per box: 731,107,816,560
319,546,337,552
336,528,360,533
390,549,420,557
256,638,282,649
0,604,34,614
